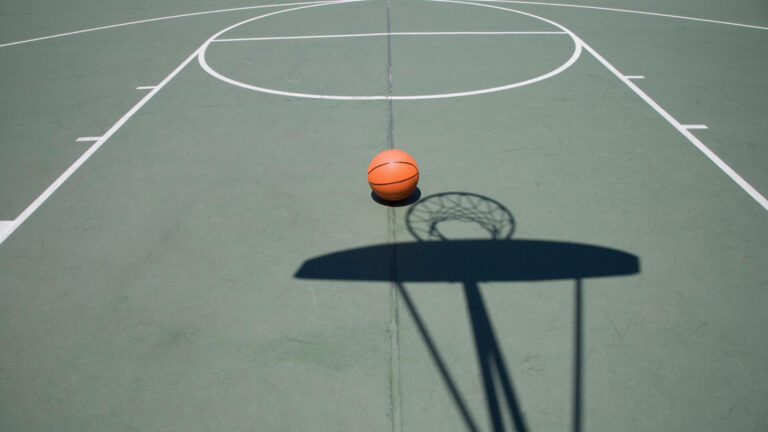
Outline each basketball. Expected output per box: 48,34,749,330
368,149,419,201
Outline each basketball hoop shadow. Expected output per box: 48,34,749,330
295,193,639,432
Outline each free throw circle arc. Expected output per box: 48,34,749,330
198,0,583,100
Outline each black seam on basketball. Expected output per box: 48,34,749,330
369,172,419,186
367,161,417,175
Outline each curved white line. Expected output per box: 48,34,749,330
197,2,358,89
198,0,582,100
464,0,768,31
1,0,763,50
0,1,360,49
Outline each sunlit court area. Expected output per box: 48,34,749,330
1,0,767,430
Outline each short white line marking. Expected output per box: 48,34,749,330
76,137,101,142
469,0,768,31
683,125,709,130
214,31,567,42
577,38,768,211
0,49,202,245
0,0,360,48
136,86,157,90
624,75,645,79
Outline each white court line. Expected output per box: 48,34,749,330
575,37,768,211
0,1,354,48
469,0,768,31
683,125,709,130
0,48,202,245
442,0,768,211
624,75,644,80
214,31,566,42
200,0,582,100
0,0,763,50
136,86,157,90
0,0,366,245
0,221,11,238
76,136,101,142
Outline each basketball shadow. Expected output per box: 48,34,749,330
371,187,421,207
295,192,640,432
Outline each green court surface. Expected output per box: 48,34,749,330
1,1,767,431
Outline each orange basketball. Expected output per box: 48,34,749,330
368,149,419,201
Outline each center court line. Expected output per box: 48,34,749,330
0,48,202,245
214,31,566,42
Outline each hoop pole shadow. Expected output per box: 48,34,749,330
397,282,480,432
573,278,583,432
464,280,528,432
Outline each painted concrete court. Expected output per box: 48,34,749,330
1,0,767,431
